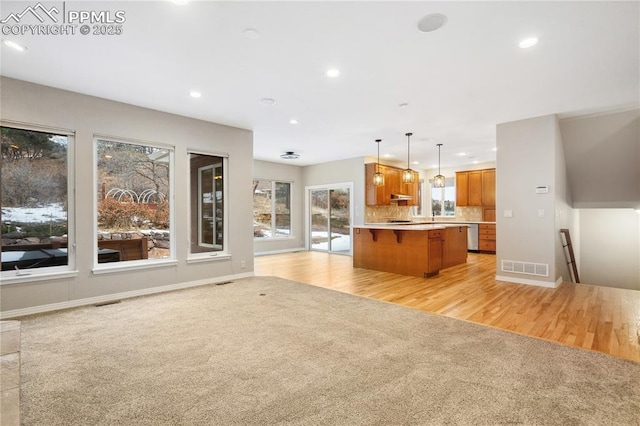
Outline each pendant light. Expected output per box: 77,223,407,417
433,143,446,188
373,139,385,186
402,132,415,183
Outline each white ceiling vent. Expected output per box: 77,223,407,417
501,260,549,277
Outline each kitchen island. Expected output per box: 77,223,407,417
353,224,468,278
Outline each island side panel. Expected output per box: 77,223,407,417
442,226,468,269
353,228,429,278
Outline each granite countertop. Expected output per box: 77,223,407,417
364,220,496,226
355,223,470,231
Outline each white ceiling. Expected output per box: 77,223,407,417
1,1,638,168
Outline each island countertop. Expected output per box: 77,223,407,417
353,224,468,278
355,223,469,231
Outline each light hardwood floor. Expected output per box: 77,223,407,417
255,251,640,362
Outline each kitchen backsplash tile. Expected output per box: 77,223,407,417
455,206,483,221
365,205,413,223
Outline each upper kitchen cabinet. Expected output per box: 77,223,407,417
365,163,418,206
481,169,495,206
366,163,391,205
456,168,495,208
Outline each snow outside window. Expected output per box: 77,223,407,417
253,180,291,239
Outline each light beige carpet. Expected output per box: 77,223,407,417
17,276,640,425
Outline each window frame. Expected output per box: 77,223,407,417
253,179,294,241
430,177,456,217
0,121,77,284
92,135,177,274
186,149,230,263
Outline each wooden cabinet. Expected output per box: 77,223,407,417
479,224,496,253
427,229,443,276
401,170,419,203
455,171,469,206
442,226,468,269
365,163,418,206
468,171,482,206
456,168,495,208
366,163,389,205
481,169,495,206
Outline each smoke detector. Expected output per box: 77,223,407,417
280,151,300,160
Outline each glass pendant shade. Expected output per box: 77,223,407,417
433,174,446,188
402,132,415,183
373,139,385,186
373,171,385,186
433,143,445,188
402,168,415,183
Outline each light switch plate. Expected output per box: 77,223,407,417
538,209,545,218
504,210,513,218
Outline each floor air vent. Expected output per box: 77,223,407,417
501,260,549,277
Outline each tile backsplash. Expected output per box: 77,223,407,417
455,207,483,221
365,205,483,223
365,205,414,223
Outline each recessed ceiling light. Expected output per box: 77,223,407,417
289,119,299,125
3,40,26,52
412,161,420,165
472,160,479,164
417,14,448,33
383,154,394,158
189,91,202,98
243,28,260,39
259,98,276,106
171,0,188,5
519,37,538,49
457,152,467,156
492,147,497,152
326,69,340,78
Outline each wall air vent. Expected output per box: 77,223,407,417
501,260,549,277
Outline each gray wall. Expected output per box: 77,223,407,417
303,157,366,227
496,114,573,286
253,160,305,254
559,109,640,209
1,77,254,315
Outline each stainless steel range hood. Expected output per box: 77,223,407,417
390,193,412,201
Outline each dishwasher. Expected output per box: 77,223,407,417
467,224,479,252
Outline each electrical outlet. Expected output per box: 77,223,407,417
240,260,246,269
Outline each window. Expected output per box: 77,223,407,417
253,180,291,239
189,153,227,255
96,138,173,266
1,125,73,278
431,177,455,217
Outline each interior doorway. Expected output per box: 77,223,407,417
307,184,352,254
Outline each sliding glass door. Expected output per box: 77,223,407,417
309,186,351,254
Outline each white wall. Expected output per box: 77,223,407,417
1,77,254,315
253,160,305,254
578,209,640,290
496,115,562,287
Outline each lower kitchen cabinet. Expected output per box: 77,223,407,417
479,224,496,253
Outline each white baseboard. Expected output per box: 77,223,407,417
495,275,563,288
0,271,255,320
254,247,306,257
